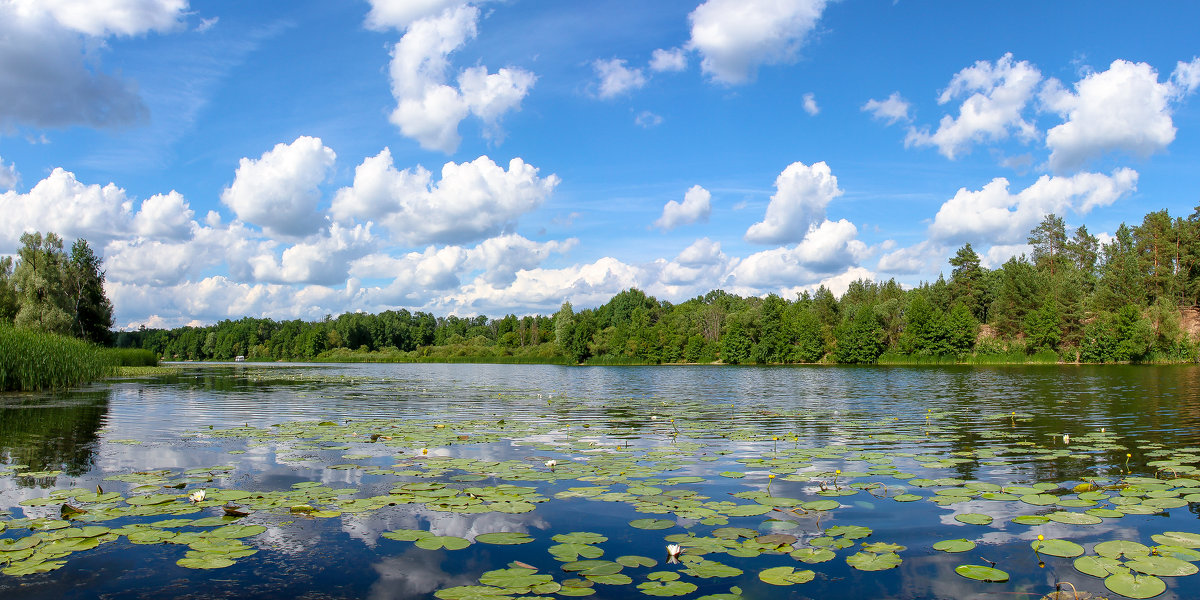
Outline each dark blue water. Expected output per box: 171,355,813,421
1,363,1199,599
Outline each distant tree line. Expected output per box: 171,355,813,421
0,232,114,345
115,207,1200,365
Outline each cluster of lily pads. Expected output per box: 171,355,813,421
3,384,1200,599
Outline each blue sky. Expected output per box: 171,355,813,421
2,0,1199,328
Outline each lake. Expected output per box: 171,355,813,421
2,363,1200,599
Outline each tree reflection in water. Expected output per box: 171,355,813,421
0,390,110,488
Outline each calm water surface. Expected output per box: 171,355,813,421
1,363,1199,599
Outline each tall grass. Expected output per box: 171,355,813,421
0,325,112,391
102,347,159,367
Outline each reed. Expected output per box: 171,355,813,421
0,325,112,391
102,347,159,367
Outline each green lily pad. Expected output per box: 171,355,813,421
933,539,976,553
2,559,67,576
1152,531,1200,548
475,532,534,545
478,567,552,588
637,580,697,596
1125,555,1199,577
758,566,815,585
176,555,236,569
617,555,656,568
800,500,840,511
1094,540,1150,559
553,532,608,545
382,529,431,542
954,513,993,525
414,535,470,551
955,564,1009,582
1048,511,1103,525
629,518,675,530
1104,572,1166,599
789,547,835,563
210,524,267,539
846,551,901,571
1011,515,1051,525
1075,555,1126,578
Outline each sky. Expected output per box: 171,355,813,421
1,0,1199,329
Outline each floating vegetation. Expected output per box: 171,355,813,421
4,366,1200,600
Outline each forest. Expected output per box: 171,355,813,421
105,208,1200,366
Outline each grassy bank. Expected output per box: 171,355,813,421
0,326,112,391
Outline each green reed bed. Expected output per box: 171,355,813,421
102,347,159,367
0,326,112,391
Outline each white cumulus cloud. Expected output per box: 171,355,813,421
0,167,133,247
654,185,712,231
247,223,376,286
906,53,1042,159
132,191,195,240
220,136,337,238
364,0,465,31
1041,58,1200,172
876,240,942,275
862,91,911,125
332,148,559,246
928,168,1138,245
658,237,729,287
386,5,534,153
731,219,867,288
649,47,688,72
745,160,843,244
802,92,819,116
687,0,828,85
592,58,647,99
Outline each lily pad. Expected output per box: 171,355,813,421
846,551,901,571
758,566,815,585
1125,555,1198,577
637,580,697,596
414,535,471,551
1104,572,1166,599
1075,556,1125,579
933,539,976,553
475,532,534,545
954,513,993,525
629,518,676,530
176,555,236,569
1094,540,1150,559
955,564,1009,582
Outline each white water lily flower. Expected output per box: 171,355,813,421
189,490,206,503
667,543,682,557
1063,434,1070,444
545,459,557,468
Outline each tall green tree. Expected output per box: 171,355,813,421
948,243,987,320
0,256,17,323
13,232,73,335
1029,214,1068,277
67,239,114,345
989,256,1040,337
833,304,885,364
1094,224,1146,311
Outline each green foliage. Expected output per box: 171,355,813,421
833,305,885,364
0,325,112,391
13,232,73,335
